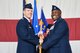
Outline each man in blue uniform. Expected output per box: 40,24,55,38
41,5,72,53
16,3,39,53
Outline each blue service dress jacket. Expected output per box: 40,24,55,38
16,17,39,53
42,18,72,53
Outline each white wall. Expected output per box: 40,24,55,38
0,0,23,19
0,0,80,19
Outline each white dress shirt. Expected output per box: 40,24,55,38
50,20,57,30
24,16,30,22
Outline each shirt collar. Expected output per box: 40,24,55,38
24,16,30,22
53,20,57,24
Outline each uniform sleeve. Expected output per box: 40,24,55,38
16,21,39,45
42,21,68,50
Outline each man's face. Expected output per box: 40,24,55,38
23,8,33,19
51,10,61,20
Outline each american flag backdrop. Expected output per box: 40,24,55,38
0,0,80,53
